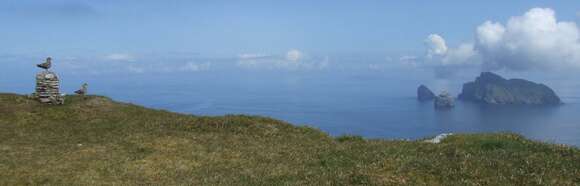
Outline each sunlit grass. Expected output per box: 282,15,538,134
0,93,579,185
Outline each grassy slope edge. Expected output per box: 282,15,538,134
0,93,579,185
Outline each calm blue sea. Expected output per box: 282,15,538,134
3,67,580,146
134,93,580,147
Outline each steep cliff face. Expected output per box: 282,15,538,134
417,85,435,101
458,72,561,105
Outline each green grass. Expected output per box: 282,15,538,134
1,93,579,185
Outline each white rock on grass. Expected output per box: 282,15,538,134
425,133,453,144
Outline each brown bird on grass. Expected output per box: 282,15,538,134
74,83,88,95
37,57,52,70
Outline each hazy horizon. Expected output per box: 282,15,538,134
2,1,580,87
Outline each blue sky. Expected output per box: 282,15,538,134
1,0,578,56
1,0,580,90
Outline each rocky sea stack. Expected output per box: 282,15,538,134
458,72,561,105
435,91,455,109
417,85,435,101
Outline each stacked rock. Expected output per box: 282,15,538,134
434,91,454,109
34,71,65,104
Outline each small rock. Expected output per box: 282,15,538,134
434,91,454,109
425,133,453,143
417,85,436,101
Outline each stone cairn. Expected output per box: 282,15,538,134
32,58,65,104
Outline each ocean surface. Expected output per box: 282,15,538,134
3,67,580,146
86,72,580,147
132,94,580,147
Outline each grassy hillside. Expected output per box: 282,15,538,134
1,93,579,185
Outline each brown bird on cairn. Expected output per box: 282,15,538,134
75,83,88,95
37,57,52,70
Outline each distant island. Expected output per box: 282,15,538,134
458,72,561,105
417,72,562,106
0,93,578,185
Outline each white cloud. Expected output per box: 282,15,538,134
237,50,328,70
399,55,417,62
286,49,302,62
442,43,478,65
399,55,417,63
424,34,478,66
476,21,505,48
182,62,211,72
238,53,270,59
127,65,144,73
425,34,448,58
399,55,419,67
424,8,580,73
104,53,135,62
476,8,580,71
